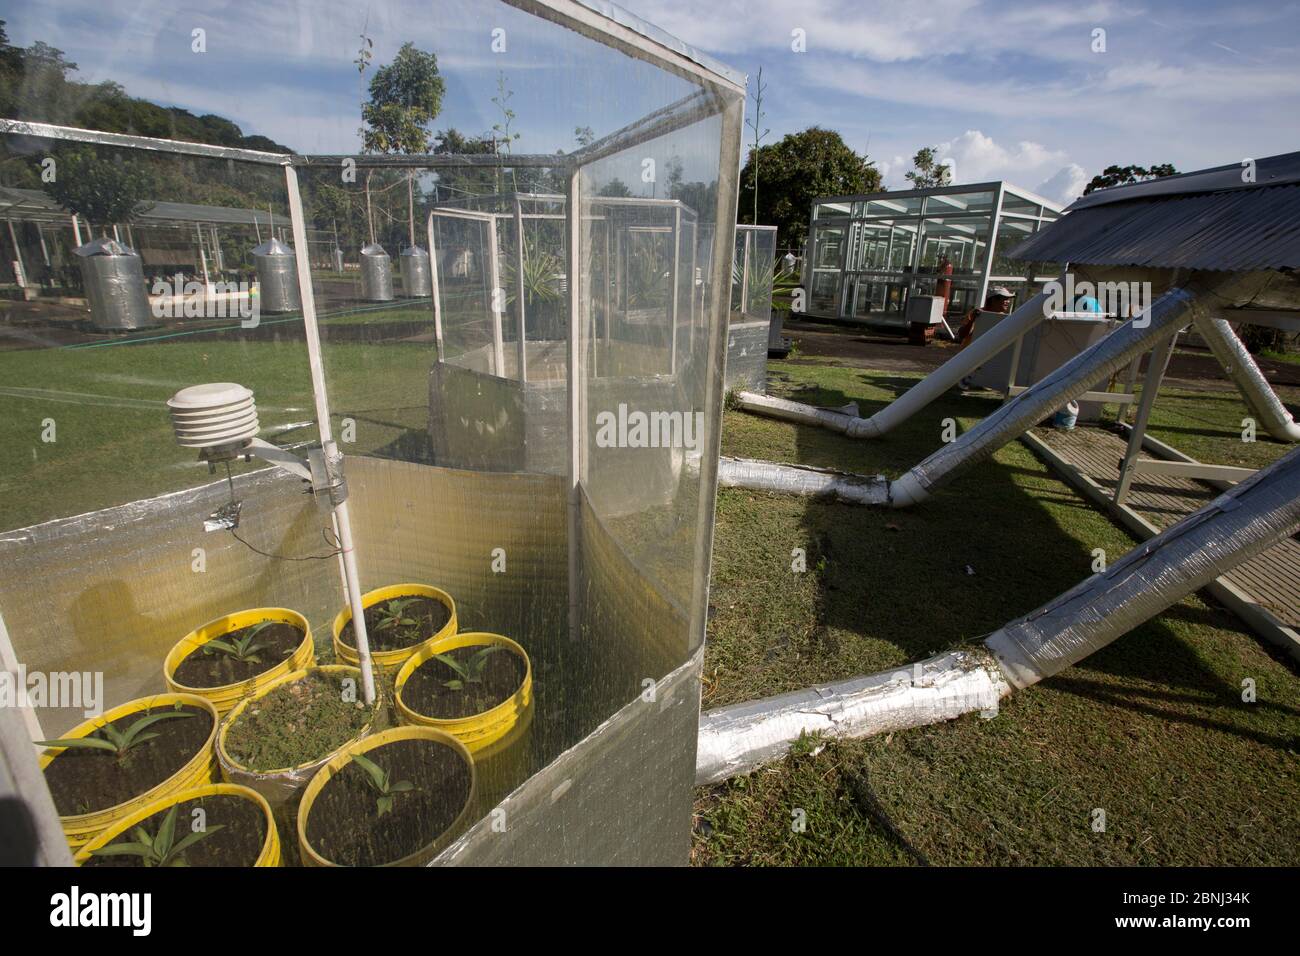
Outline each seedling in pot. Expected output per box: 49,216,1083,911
36,709,195,764
433,645,503,691
88,805,223,867
375,598,422,638
203,621,276,664
350,752,416,817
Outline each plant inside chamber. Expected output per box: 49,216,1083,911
86,804,223,867
36,708,195,765
350,752,417,817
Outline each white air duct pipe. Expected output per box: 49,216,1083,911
733,281,1059,439
887,281,1218,507
718,456,888,505
699,441,1300,784
986,440,1300,686
1193,313,1300,442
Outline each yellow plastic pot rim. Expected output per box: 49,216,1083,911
296,724,476,867
331,583,457,655
73,782,278,866
216,664,377,777
164,607,313,696
393,632,532,732
39,692,220,826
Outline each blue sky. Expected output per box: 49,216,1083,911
5,0,1299,206
629,0,1300,204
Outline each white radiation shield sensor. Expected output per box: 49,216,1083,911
167,382,260,451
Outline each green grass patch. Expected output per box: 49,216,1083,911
696,359,1300,866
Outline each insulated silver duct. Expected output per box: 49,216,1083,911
696,649,1009,785
359,242,394,301
1193,312,1300,442
400,244,432,298
733,284,1057,439
75,237,153,330
699,441,1300,784
251,238,301,313
718,456,889,505
732,391,859,433
889,281,1218,507
986,441,1300,687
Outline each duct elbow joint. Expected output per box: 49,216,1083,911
887,471,929,508
845,417,882,439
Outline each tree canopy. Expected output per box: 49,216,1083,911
1083,163,1178,195
360,42,445,155
738,127,880,250
905,146,952,189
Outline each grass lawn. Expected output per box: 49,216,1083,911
694,358,1300,866
0,327,438,530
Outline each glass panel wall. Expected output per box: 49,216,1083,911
803,182,1064,327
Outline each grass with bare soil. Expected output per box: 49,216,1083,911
695,358,1300,866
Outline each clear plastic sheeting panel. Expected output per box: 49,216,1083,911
0,0,743,865
726,225,777,392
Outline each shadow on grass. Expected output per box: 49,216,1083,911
731,358,1282,703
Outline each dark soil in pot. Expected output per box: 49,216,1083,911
340,595,450,652
401,645,525,719
172,620,304,688
305,738,471,866
223,671,377,771
82,793,267,867
43,705,214,816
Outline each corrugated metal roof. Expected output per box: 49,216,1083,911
1067,151,1300,211
1009,182,1300,271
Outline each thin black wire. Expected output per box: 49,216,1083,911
229,525,342,562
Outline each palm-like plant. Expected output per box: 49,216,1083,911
204,621,276,664
432,645,503,691
351,753,416,817
36,709,195,762
88,805,223,867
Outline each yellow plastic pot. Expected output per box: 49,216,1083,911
297,725,475,867
165,607,315,716
74,783,280,867
39,692,219,850
331,583,456,671
394,632,532,753
215,664,379,814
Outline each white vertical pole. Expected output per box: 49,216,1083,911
71,215,83,248
487,217,505,375
565,166,584,641
427,212,444,363
671,205,681,375
285,164,376,705
513,197,528,383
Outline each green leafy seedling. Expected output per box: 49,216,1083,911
433,645,504,691
36,710,195,761
87,805,223,867
204,621,276,664
351,752,416,817
375,598,420,635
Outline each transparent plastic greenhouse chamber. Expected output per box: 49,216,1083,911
0,0,744,865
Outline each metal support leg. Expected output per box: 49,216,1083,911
1115,330,1179,506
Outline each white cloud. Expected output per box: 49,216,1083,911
879,130,1084,205
1034,164,1089,206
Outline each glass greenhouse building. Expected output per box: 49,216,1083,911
805,182,1064,327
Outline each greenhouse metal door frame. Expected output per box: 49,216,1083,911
428,206,509,377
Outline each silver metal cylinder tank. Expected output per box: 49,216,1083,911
251,238,301,313
75,237,153,331
359,243,394,301
399,244,432,298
